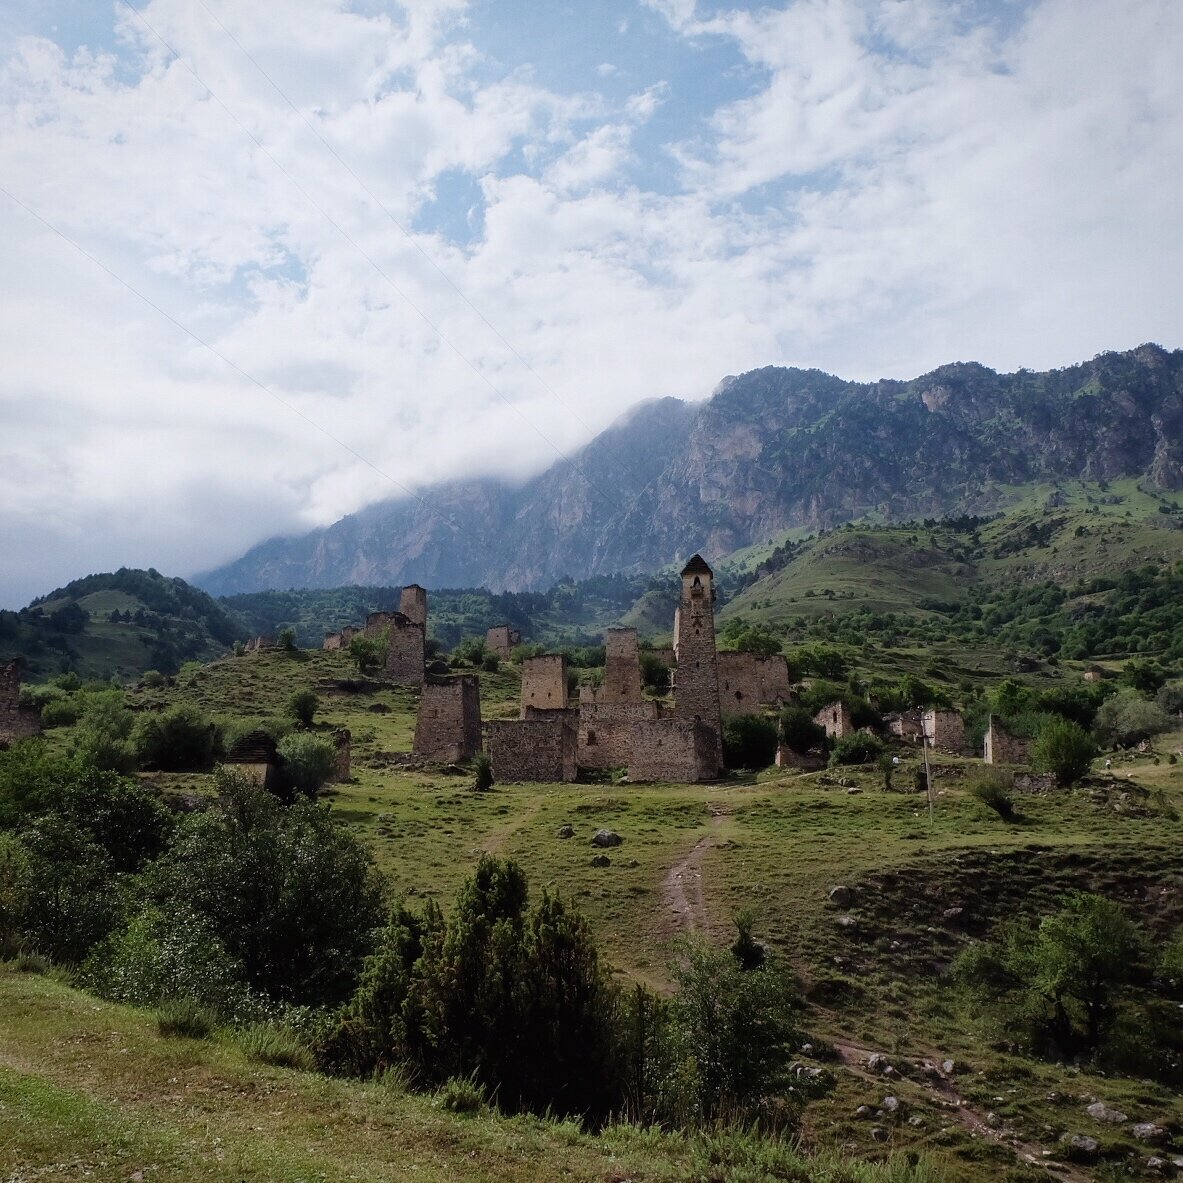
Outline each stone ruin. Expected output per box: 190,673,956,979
717,651,791,716
244,635,277,653
629,717,718,783
488,714,577,783
332,728,352,782
399,584,427,628
222,730,282,793
922,709,969,755
885,709,923,741
814,700,855,740
485,624,522,659
984,716,1031,765
322,625,358,652
322,592,428,687
0,660,41,748
520,654,569,717
414,676,482,763
671,555,723,772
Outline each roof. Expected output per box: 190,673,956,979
224,730,280,765
681,553,713,576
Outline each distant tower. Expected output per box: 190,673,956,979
399,584,428,629
601,627,643,704
672,554,722,771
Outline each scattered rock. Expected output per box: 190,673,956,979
846,786,863,795
907,1116,924,1128
870,1127,888,1143
1133,1123,1168,1144
828,885,853,907
855,1105,873,1119
1086,1101,1128,1124
867,1053,891,1073
836,915,857,930
941,1059,956,1074
591,829,622,848
591,854,611,867
882,1065,899,1079
941,906,964,924
882,1096,900,1114
556,824,574,839
1145,1157,1165,1172
1061,1134,1099,1162
985,1112,1000,1128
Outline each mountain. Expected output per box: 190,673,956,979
0,568,243,680
197,344,1183,596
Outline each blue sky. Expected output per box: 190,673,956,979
0,0,1180,606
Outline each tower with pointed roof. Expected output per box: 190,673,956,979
672,554,722,773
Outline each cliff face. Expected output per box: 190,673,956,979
197,344,1183,595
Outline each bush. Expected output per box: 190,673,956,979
69,692,135,773
132,703,217,771
639,651,671,694
779,707,826,754
237,1023,313,1071
278,627,297,652
349,634,387,674
141,669,165,689
40,696,80,728
828,732,883,766
287,690,319,728
1031,717,1095,786
472,752,493,792
721,715,778,770
1093,688,1171,748
970,772,1015,820
482,653,500,673
277,733,336,798
435,1075,487,1114
157,997,217,1039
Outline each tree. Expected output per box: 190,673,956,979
277,733,336,798
1093,688,1171,748
288,689,320,728
349,633,386,674
721,715,778,770
779,706,826,754
828,732,883,766
131,703,217,771
1120,658,1167,696
639,651,671,695
278,626,297,652
1031,717,1095,786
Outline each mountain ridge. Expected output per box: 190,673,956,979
197,343,1183,596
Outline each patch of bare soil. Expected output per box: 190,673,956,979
658,807,728,939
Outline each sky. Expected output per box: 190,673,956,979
0,0,1180,608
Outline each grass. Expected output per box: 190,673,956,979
155,997,217,1040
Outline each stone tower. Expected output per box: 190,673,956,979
601,627,643,704
399,584,428,629
672,554,722,771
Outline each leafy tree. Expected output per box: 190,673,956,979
69,691,135,773
278,626,297,651
349,633,386,674
721,715,778,770
1158,681,1183,717
639,650,671,695
828,732,883,766
1031,717,1095,786
131,703,217,771
1120,657,1167,696
277,732,336,798
287,689,320,728
719,623,782,658
1093,688,1171,748
779,707,827,755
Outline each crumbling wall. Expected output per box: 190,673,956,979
0,660,41,746
323,632,343,651
364,611,398,639
244,636,276,653
332,728,352,782
814,701,854,739
520,654,568,717
488,716,576,782
923,709,967,754
886,710,923,741
629,718,718,783
414,677,481,762
984,717,1031,765
386,614,425,686
599,628,643,704
485,625,521,659
718,652,791,715
672,556,722,766
577,699,660,770
398,585,428,629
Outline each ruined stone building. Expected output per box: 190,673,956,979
922,709,968,755
364,611,398,639
717,652,791,716
814,700,855,740
399,585,428,629
885,710,923,741
485,624,521,659
222,730,282,793
0,660,41,747
598,628,644,704
984,717,1031,765
322,625,358,651
332,728,352,782
244,635,277,653
520,654,568,717
414,677,482,763
671,555,723,774
629,717,718,783
487,715,577,782
386,614,426,686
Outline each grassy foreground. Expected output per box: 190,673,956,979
0,966,942,1183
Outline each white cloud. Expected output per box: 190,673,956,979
0,0,1181,606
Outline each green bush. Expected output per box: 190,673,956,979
639,650,672,694
472,752,494,792
970,772,1015,820
131,703,217,771
277,732,336,798
828,732,883,766
287,690,319,728
157,997,217,1040
141,669,165,689
721,715,778,770
40,696,80,728
1093,688,1171,748
779,707,826,754
349,634,387,673
1031,717,1095,786
434,1075,487,1114
237,1023,313,1071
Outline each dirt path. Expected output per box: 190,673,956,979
658,808,728,938
830,1039,1090,1183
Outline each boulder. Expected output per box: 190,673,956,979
828,885,853,907
556,824,574,839
1133,1123,1168,1144
591,854,611,867
1061,1134,1099,1162
591,829,622,848
1086,1101,1128,1124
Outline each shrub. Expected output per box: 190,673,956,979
287,690,319,728
721,715,778,770
482,653,500,673
13,950,51,974
40,696,80,729
278,627,297,652
639,651,672,695
141,670,165,688
157,997,217,1039
970,772,1015,820
1031,717,1095,786
132,703,217,771
237,1023,313,1071
472,752,494,792
828,732,883,766
435,1075,487,1114
1093,688,1171,749
349,634,387,674
277,732,336,798
779,707,826,754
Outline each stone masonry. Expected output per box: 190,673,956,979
520,654,568,717
364,611,398,639
671,555,722,772
414,676,482,763
717,652,791,716
386,614,426,686
577,697,660,770
629,718,718,783
984,716,1031,765
398,584,428,629
598,627,643,704
488,715,577,783
923,709,968,754
0,660,41,747
486,624,521,659
332,728,352,782
814,700,855,740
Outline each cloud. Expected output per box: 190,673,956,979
1,0,1181,606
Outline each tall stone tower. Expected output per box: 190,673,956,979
672,554,722,771
398,584,428,629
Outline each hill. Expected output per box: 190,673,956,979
0,568,242,680
197,344,1183,596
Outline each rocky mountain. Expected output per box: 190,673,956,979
197,344,1183,595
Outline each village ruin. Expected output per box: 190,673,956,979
0,660,41,748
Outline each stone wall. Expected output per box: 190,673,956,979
244,635,276,652
672,555,722,766
0,660,40,747
398,585,428,629
323,631,343,651
414,676,481,762
364,611,398,639
599,628,643,704
718,652,791,715
386,614,426,686
775,744,826,771
332,728,352,782
577,699,660,770
488,715,577,782
923,709,968,754
486,625,521,658
814,700,854,739
629,718,718,783
886,710,923,741
984,717,1031,765
520,654,568,717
